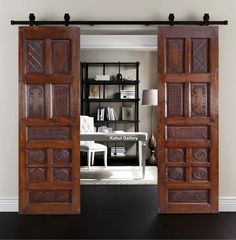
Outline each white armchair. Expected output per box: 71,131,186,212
80,115,107,169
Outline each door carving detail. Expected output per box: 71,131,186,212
53,168,71,182
29,191,71,203
167,126,208,139
168,168,185,181
168,190,209,203
53,149,71,163
28,85,45,117
192,39,209,73
26,40,44,73
27,127,70,140
167,149,185,162
28,168,47,182
167,84,184,116
191,84,208,116
166,39,185,73
192,148,209,162
192,167,209,181
27,149,47,164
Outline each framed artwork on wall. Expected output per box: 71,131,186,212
122,106,134,120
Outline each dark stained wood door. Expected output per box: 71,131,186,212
19,27,80,214
157,26,218,213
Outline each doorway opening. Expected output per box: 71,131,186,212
79,31,158,185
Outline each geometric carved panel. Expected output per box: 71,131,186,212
168,167,185,181
27,149,47,164
28,190,71,203
27,84,45,118
166,39,185,73
192,167,209,181
53,85,70,117
192,148,209,162
52,40,70,74
27,127,70,140
28,168,47,182
53,168,71,182
167,149,185,162
192,39,209,73
167,84,184,117
53,149,71,164
168,190,209,203
26,40,44,74
167,126,209,139
191,83,208,116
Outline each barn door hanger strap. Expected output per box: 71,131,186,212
11,13,228,26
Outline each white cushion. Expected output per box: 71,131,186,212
80,143,107,151
80,115,95,145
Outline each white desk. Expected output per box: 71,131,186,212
80,132,148,178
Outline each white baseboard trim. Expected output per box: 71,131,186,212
0,197,235,212
0,198,18,212
219,197,236,212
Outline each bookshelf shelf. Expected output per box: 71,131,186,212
95,120,139,124
82,79,139,85
82,98,140,102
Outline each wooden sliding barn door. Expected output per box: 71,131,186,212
19,27,80,214
158,26,218,213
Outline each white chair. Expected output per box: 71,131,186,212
80,115,107,169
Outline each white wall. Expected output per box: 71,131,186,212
0,0,235,202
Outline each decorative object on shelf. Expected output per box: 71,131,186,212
116,73,122,81
120,90,135,99
89,85,99,99
116,62,122,80
142,89,158,165
123,76,135,81
122,106,134,120
97,126,113,133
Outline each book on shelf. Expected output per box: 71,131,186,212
97,108,105,121
97,107,118,121
95,75,110,81
110,147,126,152
110,146,126,157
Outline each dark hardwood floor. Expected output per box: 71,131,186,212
1,185,236,239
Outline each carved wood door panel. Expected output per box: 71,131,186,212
19,27,80,214
157,27,218,213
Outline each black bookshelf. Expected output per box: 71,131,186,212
81,61,140,162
